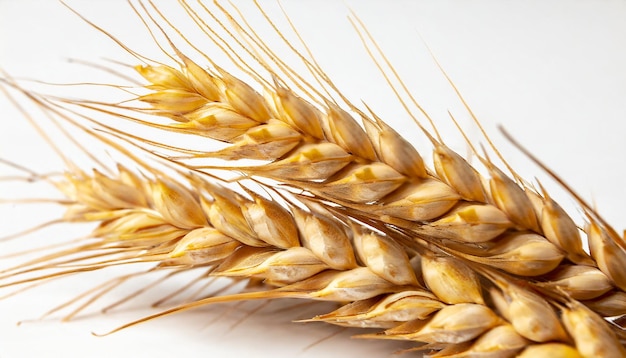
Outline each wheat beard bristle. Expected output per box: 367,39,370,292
1,1,626,358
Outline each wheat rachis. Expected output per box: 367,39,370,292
2,1,626,357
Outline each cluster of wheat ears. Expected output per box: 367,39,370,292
1,1,625,357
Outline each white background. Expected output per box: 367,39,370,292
1,1,626,357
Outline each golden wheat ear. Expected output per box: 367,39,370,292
2,1,626,358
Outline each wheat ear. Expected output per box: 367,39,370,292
2,1,626,357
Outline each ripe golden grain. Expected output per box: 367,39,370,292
1,1,626,358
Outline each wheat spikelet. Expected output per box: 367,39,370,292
2,1,626,357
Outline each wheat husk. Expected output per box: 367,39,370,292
517,343,583,358
562,299,626,357
384,303,503,344
583,290,626,317
538,265,613,300
421,254,484,304
2,2,626,357
489,280,568,342
428,324,528,358
588,220,626,291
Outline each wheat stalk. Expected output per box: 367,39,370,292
1,1,626,357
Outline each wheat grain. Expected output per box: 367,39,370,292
537,265,613,300
426,324,529,358
489,279,569,343
2,1,626,357
380,303,503,344
561,299,626,357
583,290,626,317
420,254,484,305
517,343,584,358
